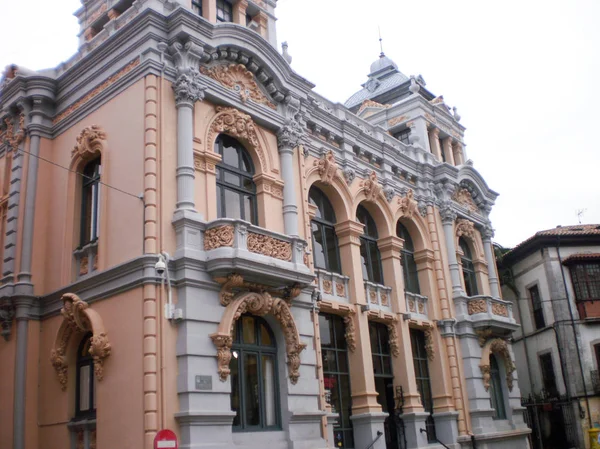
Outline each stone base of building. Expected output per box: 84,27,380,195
458,429,531,449
350,412,388,449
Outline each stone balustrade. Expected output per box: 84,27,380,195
454,294,518,332
315,268,350,303
405,291,429,320
364,281,393,310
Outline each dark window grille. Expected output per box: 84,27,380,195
459,238,478,296
320,314,354,449
357,205,383,284
230,315,280,431
191,0,203,16
397,222,420,294
539,353,558,397
80,158,101,247
75,333,96,418
489,354,507,419
393,128,411,145
569,263,600,301
410,329,436,442
215,135,258,224
216,0,233,22
309,187,342,274
529,285,545,329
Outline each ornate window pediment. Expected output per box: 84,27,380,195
479,338,516,392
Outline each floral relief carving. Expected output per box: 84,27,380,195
362,170,382,202
467,299,487,315
204,225,234,250
358,100,390,114
200,64,277,110
452,188,479,214
387,115,409,127
418,302,425,314
72,125,107,161
210,291,306,384
398,189,419,218
343,312,357,352
381,293,388,306
409,299,416,312
387,323,400,357
492,303,508,317
322,280,333,295
219,273,245,306
456,219,476,241
424,329,435,361
51,293,111,390
4,114,25,151
335,283,345,297
247,233,292,261
480,338,516,392
314,151,338,185
369,291,377,304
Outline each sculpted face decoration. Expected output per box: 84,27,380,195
314,151,338,185
72,125,107,161
362,170,382,202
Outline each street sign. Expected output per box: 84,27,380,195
154,429,178,449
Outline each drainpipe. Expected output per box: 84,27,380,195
556,238,592,428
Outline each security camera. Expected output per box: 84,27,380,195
155,257,166,276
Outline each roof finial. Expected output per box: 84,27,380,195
378,26,384,57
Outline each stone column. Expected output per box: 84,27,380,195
481,225,501,298
452,141,465,165
277,121,303,236
442,137,455,166
173,69,205,212
13,297,34,449
439,204,463,298
428,127,443,162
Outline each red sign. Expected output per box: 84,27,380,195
154,430,178,449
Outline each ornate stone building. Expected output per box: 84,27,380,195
0,1,530,449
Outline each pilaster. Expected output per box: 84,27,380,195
277,118,303,236
481,225,501,298
442,137,455,166
428,127,443,162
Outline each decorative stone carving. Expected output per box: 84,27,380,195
343,167,355,185
467,299,487,315
51,293,111,390
399,189,419,218
208,106,261,154
387,115,409,127
480,338,516,392
322,280,333,295
4,114,25,151
277,118,304,151
200,64,276,109
381,292,388,306
358,100,390,114
475,328,494,347
418,203,428,218
0,298,14,340
247,232,292,261
210,291,306,384
409,299,416,312
204,225,234,250
369,291,377,304
72,125,106,160
456,218,477,241
387,323,400,357
173,68,206,106
482,224,495,240
219,273,245,306
335,283,345,297
314,151,338,185
418,302,425,314
80,255,89,276
452,188,479,214
343,312,357,352
424,329,435,361
438,201,457,224
383,186,394,203
362,171,382,202
492,303,508,317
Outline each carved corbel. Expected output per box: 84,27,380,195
314,150,338,185
4,113,26,152
343,167,355,185
343,311,357,352
216,273,302,307
456,218,476,240
362,170,382,202
398,189,419,218
424,328,435,361
387,321,401,357
277,118,304,151
72,125,107,161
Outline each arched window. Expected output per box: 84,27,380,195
489,354,507,419
215,135,257,224
309,187,341,274
230,315,280,431
76,333,96,418
397,223,420,294
80,158,101,247
459,238,478,296
357,206,383,284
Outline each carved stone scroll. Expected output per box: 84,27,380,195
210,291,306,384
204,225,234,250
398,189,419,218
314,151,338,185
362,171,382,202
456,219,476,241
452,188,479,214
247,233,292,261
480,338,516,392
51,293,111,390
72,125,107,161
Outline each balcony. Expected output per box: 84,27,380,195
364,281,393,311
173,213,314,287
405,291,429,320
577,300,600,320
454,294,518,333
315,269,351,303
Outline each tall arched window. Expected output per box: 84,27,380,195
309,187,341,274
76,333,96,418
215,135,257,224
489,354,507,419
230,315,280,431
459,238,478,296
357,206,383,284
80,158,101,247
397,223,420,294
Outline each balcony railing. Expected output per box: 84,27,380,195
315,269,350,303
364,281,393,310
405,291,429,320
454,294,518,332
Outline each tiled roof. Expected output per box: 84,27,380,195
345,72,409,109
561,252,600,264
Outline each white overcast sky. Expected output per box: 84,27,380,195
1,0,599,248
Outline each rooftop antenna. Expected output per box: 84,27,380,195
378,26,384,57
577,208,586,224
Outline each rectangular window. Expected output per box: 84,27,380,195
393,128,411,145
410,329,436,442
529,285,545,329
539,353,558,397
216,0,233,22
570,263,600,301
191,0,203,16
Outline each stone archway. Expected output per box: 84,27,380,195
50,293,112,391
210,291,306,384
479,338,516,392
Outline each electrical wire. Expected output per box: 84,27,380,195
15,146,143,201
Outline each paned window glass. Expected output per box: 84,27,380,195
539,353,558,397
357,206,383,284
529,285,545,329
309,187,341,274
80,158,101,247
191,0,203,16
76,334,96,418
489,354,507,419
216,0,233,22
410,329,436,442
393,128,411,144
459,238,478,296
397,222,420,294
570,263,600,301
